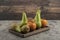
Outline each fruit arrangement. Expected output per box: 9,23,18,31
11,9,48,34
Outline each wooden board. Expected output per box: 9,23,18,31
9,26,49,38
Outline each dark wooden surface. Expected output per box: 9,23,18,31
0,12,60,20
9,26,49,38
0,0,48,6
0,0,60,20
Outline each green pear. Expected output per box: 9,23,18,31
15,25,21,32
20,12,28,27
34,9,42,28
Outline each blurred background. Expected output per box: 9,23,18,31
0,0,60,20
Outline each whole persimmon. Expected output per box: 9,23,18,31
27,22,36,31
28,18,35,23
41,19,48,27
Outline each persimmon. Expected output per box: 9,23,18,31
27,22,36,31
41,19,48,27
28,18,35,23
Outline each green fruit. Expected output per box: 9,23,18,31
34,9,42,28
15,25,21,32
20,23,27,27
11,23,17,30
21,25,30,34
20,12,28,27
11,24,21,32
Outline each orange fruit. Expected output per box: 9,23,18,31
27,22,36,31
28,18,35,23
41,19,48,27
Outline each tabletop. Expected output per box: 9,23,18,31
0,20,60,40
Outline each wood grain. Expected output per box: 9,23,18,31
0,0,60,20
9,26,49,38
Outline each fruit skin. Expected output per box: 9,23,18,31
21,25,30,34
15,25,21,32
20,12,28,27
11,23,21,32
28,18,35,23
28,22,36,31
41,19,48,27
11,23,17,30
34,9,42,28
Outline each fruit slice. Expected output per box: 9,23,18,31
34,9,42,28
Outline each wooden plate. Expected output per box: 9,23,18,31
9,26,49,38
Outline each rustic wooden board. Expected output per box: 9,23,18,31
9,26,50,38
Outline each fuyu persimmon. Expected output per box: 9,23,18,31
27,21,36,31
41,19,48,27
28,18,35,23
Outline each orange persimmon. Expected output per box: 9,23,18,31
28,18,35,23
41,19,48,27
27,22,36,31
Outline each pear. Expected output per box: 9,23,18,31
34,9,42,28
20,12,28,27
15,25,21,32
11,24,21,32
